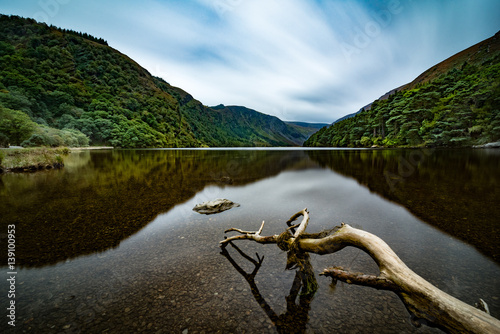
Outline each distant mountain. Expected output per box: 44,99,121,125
285,121,329,138
305,31,500,147
285,121,328,129
0,15,309,148
208,105,310,146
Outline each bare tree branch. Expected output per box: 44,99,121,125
220,209,310,247
285,208,309,238
221,221,279,245
320,267,399,291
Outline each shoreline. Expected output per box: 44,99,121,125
69,146,114,150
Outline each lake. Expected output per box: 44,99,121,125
1,148,499,333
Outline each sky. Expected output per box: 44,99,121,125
1,0,499,123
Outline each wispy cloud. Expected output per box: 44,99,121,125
2,0,499,123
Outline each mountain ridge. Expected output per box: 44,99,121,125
331,32,500,127
305,31,500,147
402,31,500,90
0,14,315,148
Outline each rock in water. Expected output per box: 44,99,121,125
192,199,240,215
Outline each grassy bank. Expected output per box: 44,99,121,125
0,147,70,173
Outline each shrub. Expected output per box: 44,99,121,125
21,133,47,147
21,126,89,147
360,136,372,147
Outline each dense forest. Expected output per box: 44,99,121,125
305,32,500,148
0,15,309,148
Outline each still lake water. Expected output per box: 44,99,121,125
1,148,499,333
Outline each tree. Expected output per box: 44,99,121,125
0,132,9,147
0,106,36,145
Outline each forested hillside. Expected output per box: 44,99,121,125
208,105,309,146
0,15,306,148
305,32,500,148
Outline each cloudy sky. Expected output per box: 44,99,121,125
2,0,499,123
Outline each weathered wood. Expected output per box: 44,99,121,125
320,267,399,291
221,208,310,246
220,212,500,333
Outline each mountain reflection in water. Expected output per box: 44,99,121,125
0,148,498,333
307,148,500,263
0,149,313,267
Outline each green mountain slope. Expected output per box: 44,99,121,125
207,105,310,146
305,32,500,148
0,15,306,148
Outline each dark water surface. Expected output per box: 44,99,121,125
1,148,499,333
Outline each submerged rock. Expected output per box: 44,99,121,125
192,199,240,215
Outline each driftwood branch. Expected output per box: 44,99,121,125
220,212,500,334
220,208,310,247
320,266,399,291
222,220,277,244
285,208,310,238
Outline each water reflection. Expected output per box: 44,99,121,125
0,149,498,333
221,242,314,334
0,149,314,267
307,149,500,263
1,148,498,267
